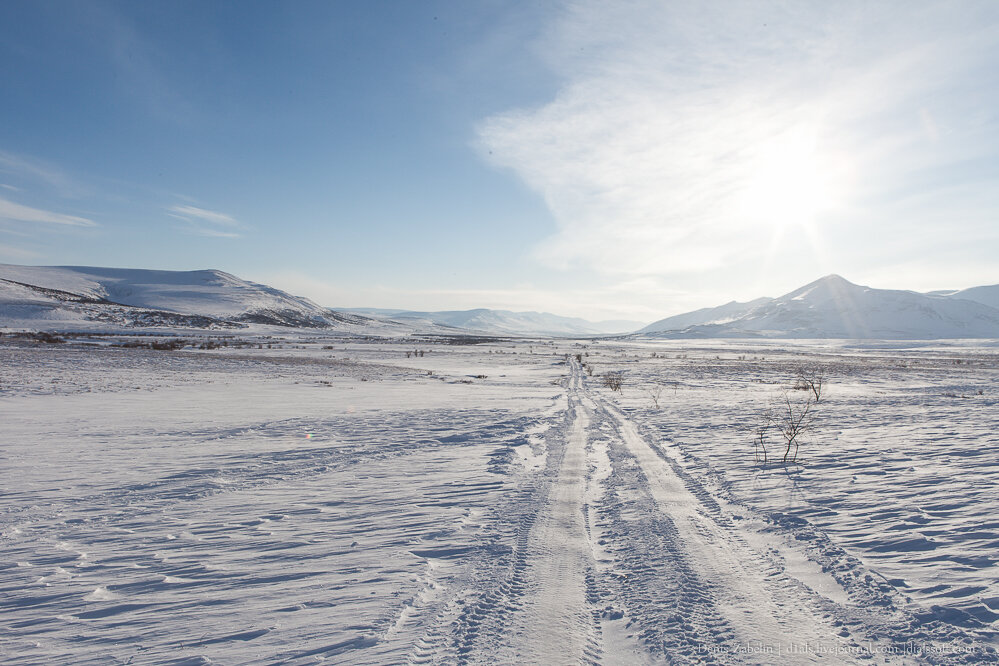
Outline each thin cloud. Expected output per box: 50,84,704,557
168,204,242,238
169,205,239,226
478,0,999,292
0,196,97,227
0,150,87,197
190,227,241,239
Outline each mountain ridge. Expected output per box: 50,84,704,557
3,264,998,339
345,307,643,336
639,274,999,339
0,264,370,330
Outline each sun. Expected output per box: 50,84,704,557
738,126,836,233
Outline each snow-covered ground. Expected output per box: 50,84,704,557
1,334,997,664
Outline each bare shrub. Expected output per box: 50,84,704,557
793,367,824,403
602,371,624,392
32,331,66,345
648,380,678,408
32,332,66,344
150,339,186,351
754,409,773,464
649,384,665,409
757,392,816,464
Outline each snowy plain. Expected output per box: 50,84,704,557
1,332,998,664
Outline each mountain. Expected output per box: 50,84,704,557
346,308,644,336
639,275,999,339
944,284,999,311
0,263,627,337
0,264,388,330
6,264,996,339
639,297,772,334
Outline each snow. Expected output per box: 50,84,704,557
2,333,997,663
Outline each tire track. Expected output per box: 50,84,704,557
502,398,600,662
594,399,876,663
405,368,602,665
493,357,602,664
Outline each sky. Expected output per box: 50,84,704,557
1,0,998,324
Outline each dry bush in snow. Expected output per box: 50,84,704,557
793,367,824,403
756,391,817,464
603,371,624,392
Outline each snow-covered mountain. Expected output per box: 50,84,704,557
0,264,338,327
639,297,771,334
0,263,641,336
347,308,643,336
0,264,396,331
5,264,997,339
640,275,999,339
944,284,999,311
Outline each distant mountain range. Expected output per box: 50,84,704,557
2,264,998,339
638,274,999,339
0,264,636,336
345,308,643,336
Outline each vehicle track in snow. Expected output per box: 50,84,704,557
592,398,871,662
581,362,993,664
405,361,601,664
407,356,993,664
491,392,603,664
8,343,997,664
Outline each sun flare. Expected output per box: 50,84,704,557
738,127,837,233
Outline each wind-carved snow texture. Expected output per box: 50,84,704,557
1,335,998,663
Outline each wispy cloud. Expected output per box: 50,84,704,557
169,205,239,227
0,150,87,197
0,195,97,227
190,227,241,239
168,204,242,238
478,0,999,292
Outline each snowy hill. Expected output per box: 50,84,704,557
945,284,999,311
0,263,638,336
0,264,337,327
639,297,771,334
640,275,999,339
0,264,402,331
347,307,643,336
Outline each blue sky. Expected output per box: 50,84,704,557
1,1,998,322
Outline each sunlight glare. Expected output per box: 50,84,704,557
739,126,835,233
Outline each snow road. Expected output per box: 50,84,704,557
1,336,997,663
